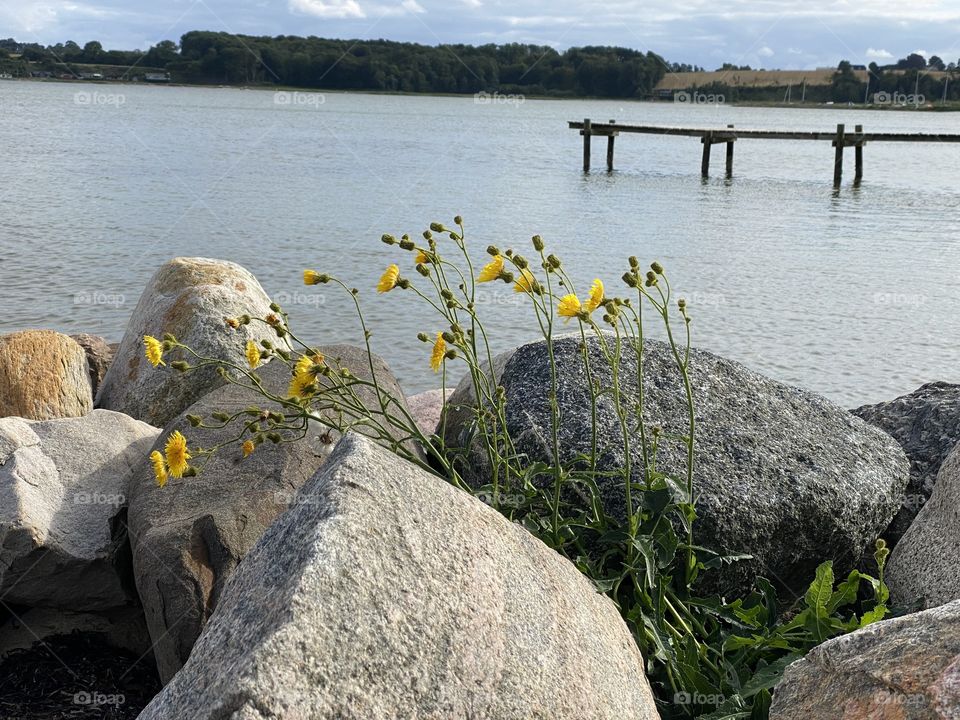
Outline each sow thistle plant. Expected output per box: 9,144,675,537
141,216,891,719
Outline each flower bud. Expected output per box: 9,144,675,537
224,317,240,329
212,411,230,421
453,215,463,225
651,261,664,274
381,234,396,245
486,245,499,256
622,272,637,287
444,349,458,360
269,302,281,312
629,256,639,269
399,238,416,251
171,361,190,372
547,254,561,269
532,235,544,251
416,264,431,277
183,466,198,478
442,331,456,343
187,414,202,427
417,332,430,342
430,222,444,232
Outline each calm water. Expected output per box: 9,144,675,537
2,80,959,405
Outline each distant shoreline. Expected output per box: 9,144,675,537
5,76,957,111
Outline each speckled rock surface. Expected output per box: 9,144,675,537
129,346,414,684
71,333,115,398
442,335,909,597
770,600,960,719
95,257,276,427
887,444,960,609
408,387,448,436
136,433,658,720
0,410,159,611
0,330,93,420
853,382,960,544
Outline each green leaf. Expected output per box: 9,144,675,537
827,569,861,613
859,604,888,627
740,654,800,697
803,561,834,616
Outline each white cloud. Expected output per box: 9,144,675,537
911,48,929,57
865,48,893,60
758,45,773,57
288,0,365,20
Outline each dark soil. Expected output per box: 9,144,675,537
0,632,160,720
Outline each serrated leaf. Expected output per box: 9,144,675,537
804,561,834,616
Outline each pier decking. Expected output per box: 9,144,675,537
569,119,960,186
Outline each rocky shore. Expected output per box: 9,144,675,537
1,256,959,719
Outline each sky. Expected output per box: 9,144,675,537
2,0,960,69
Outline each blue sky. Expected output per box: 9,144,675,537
3,0,960,69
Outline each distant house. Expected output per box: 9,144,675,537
144,73,170,83
78,72,103,80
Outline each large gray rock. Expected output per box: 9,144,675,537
0,410,159,610
887,445,960,609
96,257,277,427
136,433,659,720
770,600,960,719
129,346,415,684
854,382,960,543
0,330,93,419
442,336,909,597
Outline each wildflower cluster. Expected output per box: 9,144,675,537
141,216,891,719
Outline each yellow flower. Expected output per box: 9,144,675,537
303,269,322,285
513,268,537,294
245,340,261,369
415,250,429,265
164,431,191,479
585,279,605,312
478,255,504,283
377,264,400,293
144,335,165,367
430,332,446,372
288,353,323,398
242,440,255,458
558,293,582,320
150,450,168,488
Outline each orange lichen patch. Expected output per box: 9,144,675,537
0,330,93,419
154,258,235,294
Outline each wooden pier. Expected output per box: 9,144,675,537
570,119,960,186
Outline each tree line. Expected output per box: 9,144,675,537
0,33,669,98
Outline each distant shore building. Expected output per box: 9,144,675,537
144,73,170,83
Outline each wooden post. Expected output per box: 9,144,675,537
833,123,845,187
606,119,615,172
582,118,591,172
725,124,735,177
701,131,712,177
854,124,864,185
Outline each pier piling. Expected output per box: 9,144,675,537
582,118,591,173
833,123,845,187
854,124,864,186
